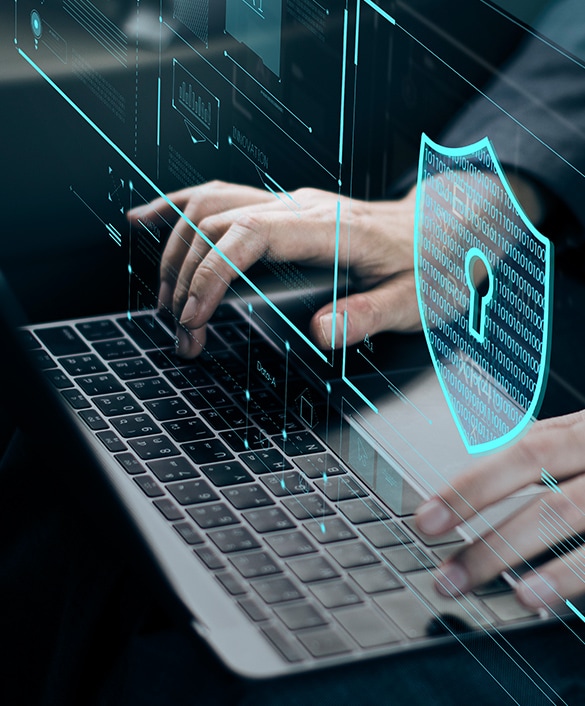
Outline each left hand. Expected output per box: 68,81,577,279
415,410,585,610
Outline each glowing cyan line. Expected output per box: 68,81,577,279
363,0,395,25
566,600,585,625
17,48,329,363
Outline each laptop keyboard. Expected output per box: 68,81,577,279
24,305,536,664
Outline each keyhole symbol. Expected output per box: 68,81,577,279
465,248,494,344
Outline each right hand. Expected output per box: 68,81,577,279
127,180,421,357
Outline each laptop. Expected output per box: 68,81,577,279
5,0,584,694
0,261,577,683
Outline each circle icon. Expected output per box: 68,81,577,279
31,10,42,40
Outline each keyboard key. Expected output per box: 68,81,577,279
222,484,274,510
173,521,204,546
76,319,122,341
19,330,41,349
272,431,325,457
194,546,224,570
78,374,124,396
199,461,253,487
472,576,513,597
111,414,161,438
252,576,303,604
146,348,184,370
338,498,390,525
304,518,357,544
315,476,367,502
220,427,271,453
208,526,261,553
201,406,248,431
184,386,230,410
45,370,73,389
327,542,380,569
96,430,126,452
94,393,143,416
30,350,56,370
282,495,335,521
110,358,156,381
261,626,304,663
93,339,139,360
78,410,108,430
297,627,352,658
147,457,199,482
35,326,89,355
274,603,327,631
168,479,218,505
152,498,184,521
402,518,464,547
187,503,238,529
294,453,347,479
287,556,340,583
163,418,213,443
265,531,316,558
230,551,281,578
133,474,164,497
164,365,211,389
61,389,90,410
118,315,173,349
216,572,247,596
240,449,292,475
243,507,295,533
60,354,106,376
128,435,179,460
359,521,412,548
309,580,363,609
238,598,269,622
183,439,234,465
128,378,175,400
381,545,436,573
481,593,538,622
115,452,144,475
262,471,312,497
349,565,403,594
334,607,402,648
252,412,304,436
145,397,195,421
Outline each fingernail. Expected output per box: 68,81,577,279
158,282,173,311
319,313,344,349
436,562,469,596
416,498,452,535
516,573,559,610
180,296,198,325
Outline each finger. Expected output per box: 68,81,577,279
174,322,207,360
435,472,585,596
128,181,271,228
516,550,585,610
309,271,421,350
416,410,585,536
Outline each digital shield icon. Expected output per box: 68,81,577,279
414,134,553,455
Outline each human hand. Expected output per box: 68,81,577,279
415,410,585,610
127,181,421,357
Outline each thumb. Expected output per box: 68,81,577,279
310,271,421,349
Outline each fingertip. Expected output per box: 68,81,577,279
416,497,454,535
175,324,206,359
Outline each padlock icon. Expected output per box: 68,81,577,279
414,134,553,455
